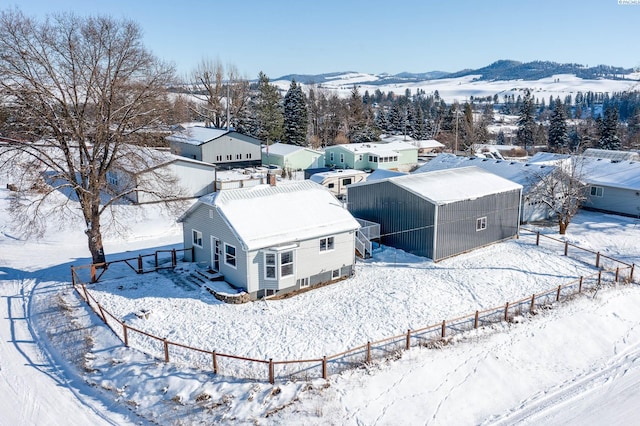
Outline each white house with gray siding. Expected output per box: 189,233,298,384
167,125,262,168
178,180,361,299
415,153,556,223
347,167,522,261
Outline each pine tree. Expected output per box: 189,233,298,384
548,98,569,151
598,106,621,150
282,80,308,146
496,130,506,145
516,89,536,151
254,72,283,144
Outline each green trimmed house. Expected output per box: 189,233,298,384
261,142,325,171
324,141,419,172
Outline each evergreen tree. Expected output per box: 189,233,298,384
496,130,506,145
548,98,569,151
282,79,308,146
254,72,283,144
516,89,536,151
568,127,581,152
598,106,621,150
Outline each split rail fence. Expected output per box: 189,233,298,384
70,232,636,384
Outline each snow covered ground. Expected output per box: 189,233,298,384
1,177,640,424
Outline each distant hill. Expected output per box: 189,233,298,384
273,60,637,85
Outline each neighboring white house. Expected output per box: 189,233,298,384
166,125,262,168
309,169,368,198
105,146,217,204
415,154,557,223
582,148,640,162
261,142,324,171
324,141,419,172
178,180,361,299
580,157,640,218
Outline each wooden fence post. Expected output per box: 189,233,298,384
615,267,619,282
631,264,635,282
556,285,562,302
564,241,568,256
91,264,97,283
536,232,540,246
122,322,128,347
163,339,169,363
598,270,602,286
172,249,177,267
154,252,158,268
504,302,509,322
137,255,143,274
212,351,218,374
596,252,600,268
406,329,411,350
441,320,446,338
70,266,75,286
269,358,274,384
530,294,536,314
579,276,583,293
322,356,327,380
366,342,371,363
474,311,479,329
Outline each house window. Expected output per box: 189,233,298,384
358,154,363,161
192,230,203,247
330,152,334,162
328,183,335,189
342,178,352,186
476,217,487,232
590,186,604,197
332,269,340,279
216,155,222,162
246,153,252,159
107,171,118,186
226,154,232,161
368,155,373,162
297,277,309,288
320,236,335,252
236,154,242,160
264,253,276,279
340,153,345,163
280,251,294,277
224,243,236,267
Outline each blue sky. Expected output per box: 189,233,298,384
10,0,640,80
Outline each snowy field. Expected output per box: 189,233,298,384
2,178,640,424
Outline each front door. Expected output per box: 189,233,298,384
211,236,220,271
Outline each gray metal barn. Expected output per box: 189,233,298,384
346,166,522,261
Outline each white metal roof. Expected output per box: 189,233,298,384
262,142,321,157
415,153,554,193
166,126,230,146
195,180,360,251
582,148,640,162
370,166,522,205
328,141,418,155
580,157,640,190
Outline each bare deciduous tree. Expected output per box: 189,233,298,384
187,58,250,129
530,157,588,234
0,9,177,264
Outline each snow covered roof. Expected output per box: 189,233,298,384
365,169,407,182
368,166,522,205
166,126,231,146
527,152,571,166
412,139,445,150
582,148,640,162
328,141,418,155
262,142,321,157
184,181,360,251
415,153,554,193
580,157,640,190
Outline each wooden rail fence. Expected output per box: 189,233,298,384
70,235,636,384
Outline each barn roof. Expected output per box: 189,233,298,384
166,126,231,146
367,166,522,205
415,153,554,193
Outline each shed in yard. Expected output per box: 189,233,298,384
261,142,324,171
178,180,360,299
347,167,522,261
